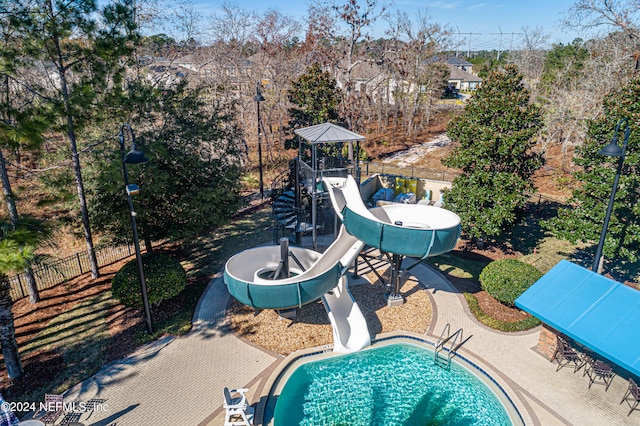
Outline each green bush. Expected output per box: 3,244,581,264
479,258,542,306
112,252,187,308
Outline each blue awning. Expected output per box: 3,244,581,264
515,260,640,377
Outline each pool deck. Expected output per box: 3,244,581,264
59,255,638,425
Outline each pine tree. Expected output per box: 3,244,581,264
15,0,137,278
0,225,41,379
443,65,544,243
285,62,343,150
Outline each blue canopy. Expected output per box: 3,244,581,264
515,260,640,377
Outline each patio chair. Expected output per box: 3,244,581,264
551,336,584,373
620,377,640,416
223,387,253,426
39,394,64,425
583,354,615,390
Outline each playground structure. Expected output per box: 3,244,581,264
225,172,461,353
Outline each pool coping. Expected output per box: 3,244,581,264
256,330,526,425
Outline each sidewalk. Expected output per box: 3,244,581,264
61,271,279,426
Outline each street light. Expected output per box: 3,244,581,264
119,123,153,334
592,118,630,273
254,82,265,199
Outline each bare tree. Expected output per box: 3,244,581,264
307,0,390,135
386,9,451,135
508,26,550,88
564,0,640,69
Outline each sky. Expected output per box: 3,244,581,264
191,0,588,51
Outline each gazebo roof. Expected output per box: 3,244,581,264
294,123,365,144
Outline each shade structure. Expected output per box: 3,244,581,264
294,122,365,144
515,260,640,377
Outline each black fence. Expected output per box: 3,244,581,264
8,241,147,301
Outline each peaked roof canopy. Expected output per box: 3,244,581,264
516,260,640,377
294,123,365,144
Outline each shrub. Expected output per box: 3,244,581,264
479,258,542,306
112,252,187,308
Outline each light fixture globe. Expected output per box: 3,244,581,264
599,138,625,157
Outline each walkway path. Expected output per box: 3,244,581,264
59,260,637,425
62,271,279,426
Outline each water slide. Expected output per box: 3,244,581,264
225,226,369,352
323,175,461,259
225,175,461,353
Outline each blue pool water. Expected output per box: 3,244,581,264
273,343,513,426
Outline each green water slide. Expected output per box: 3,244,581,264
225,175,461,311
324,176,461,259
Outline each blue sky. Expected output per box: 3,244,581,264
192,0,586,50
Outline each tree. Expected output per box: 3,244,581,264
443,65,544,243
565,0,640,69
0,2,51,303
385,9,450,135
285,62,343,151
88,80,245,248
0,224,42,379
543,77,640,276
16,0,137,279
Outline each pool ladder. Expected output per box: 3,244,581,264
434,323,472,369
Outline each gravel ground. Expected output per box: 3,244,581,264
382,134,451,167
230,268,432,355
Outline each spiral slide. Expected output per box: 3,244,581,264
225,226,369,352
323,175,461,259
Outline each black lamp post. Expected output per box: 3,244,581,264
254,82,265,199
119,124,153,334
592,118,630,273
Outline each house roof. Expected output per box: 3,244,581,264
448,65,482,82
515,260,640,377
294,123,365,144
446,57,474,67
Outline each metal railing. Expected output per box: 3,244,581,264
8,241,147,301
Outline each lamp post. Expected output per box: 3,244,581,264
119,124,153,334
254,82,265,199
592,118,630,273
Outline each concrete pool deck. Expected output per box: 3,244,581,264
61,257,638,425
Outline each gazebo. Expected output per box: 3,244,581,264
294,123,366,249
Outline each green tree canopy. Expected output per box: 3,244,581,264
543,77,640,277
87,80,244,247
443,64,544,242
284,62,343,150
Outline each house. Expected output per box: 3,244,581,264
446,57,475,74
447,65,482,91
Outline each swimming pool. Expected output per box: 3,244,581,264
269,341,522,425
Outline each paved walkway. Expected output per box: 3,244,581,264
61,271,280,426
58,259,638,425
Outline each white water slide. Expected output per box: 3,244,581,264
225,175,461,353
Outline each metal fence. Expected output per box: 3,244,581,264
8,241,147,301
